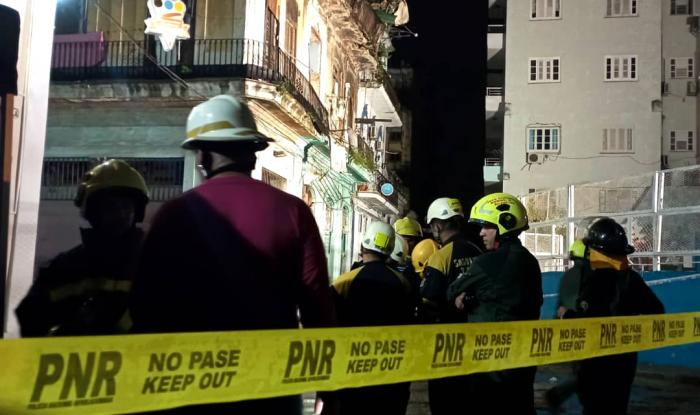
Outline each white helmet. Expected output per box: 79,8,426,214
427,197,464,224
390,235,409,265
183,95,273,150
362,221,395,256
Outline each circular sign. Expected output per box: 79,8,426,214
380,182,395,196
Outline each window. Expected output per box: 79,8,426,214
527,126,561,152
602,128,634,153
531,0,561,19
670,131,695,151
671,0,694,15
606,0,638,17
605,55,638,81
670,58,694,79
529,57,560,82
285,1,299,59
262,168,288,190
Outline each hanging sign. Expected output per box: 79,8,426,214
145,0,191,52
380,182,395,196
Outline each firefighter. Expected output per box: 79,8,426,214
545,239,590,409
16,159,148,336
420,197,482,415
130,94,335,414
393,216,423,254
332,221,414,415
573,217,664,415
447,192,542,414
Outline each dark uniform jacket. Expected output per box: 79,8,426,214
333,261,415,327
331,260,415,415
557,259,590,316
569,265,664,415
447,238,542,323
16,228,142,337
420,234,482,322
446,238,543,414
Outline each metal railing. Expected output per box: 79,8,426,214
486,87,504,96
484,158,502,166
520,165,700,272
41,157,184,202
51,38,329,133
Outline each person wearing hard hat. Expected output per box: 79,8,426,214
129,95,335,414
570,218,663,415
447,192,542,414
411,238,440,278
16,160,149,336
393,216,423,254
331,221,415,415
420,197,482,415
388,234,422,320
544,240,590,410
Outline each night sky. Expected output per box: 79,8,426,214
391,0,488,217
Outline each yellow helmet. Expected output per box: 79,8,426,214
468,192,528,236
411,239,440,276
394,217,423,237
74,159,149,222
569,240,587,260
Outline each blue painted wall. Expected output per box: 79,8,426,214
541,271,700,368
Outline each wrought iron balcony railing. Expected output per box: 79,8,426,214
51,38,329,134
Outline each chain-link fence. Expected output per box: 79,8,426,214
520,165,700,272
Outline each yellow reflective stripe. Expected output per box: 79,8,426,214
49,278,132,302
186,121,236,139
374,232,391,249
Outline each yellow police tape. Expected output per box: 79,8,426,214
1,312,699,414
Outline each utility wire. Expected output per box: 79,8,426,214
91,0,208,99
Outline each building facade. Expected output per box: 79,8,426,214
42,0,411,277
501,0,699,196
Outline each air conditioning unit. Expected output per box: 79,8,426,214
526,153,541,164
688,80,698,96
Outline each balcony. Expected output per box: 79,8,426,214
356,171,400,215
50,38,329,134
486,87,503,119
484,158,502,184
358,70,402,127
318,0,384,70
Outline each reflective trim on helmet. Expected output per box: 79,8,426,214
374,232,391,249
186,120,236,139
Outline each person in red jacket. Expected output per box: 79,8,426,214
130,95,335,414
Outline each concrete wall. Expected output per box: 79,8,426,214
503,0,663,195
45,104,190,158
661,0,699,167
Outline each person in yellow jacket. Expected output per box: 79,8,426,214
331,221,415,415
420,197,482,415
